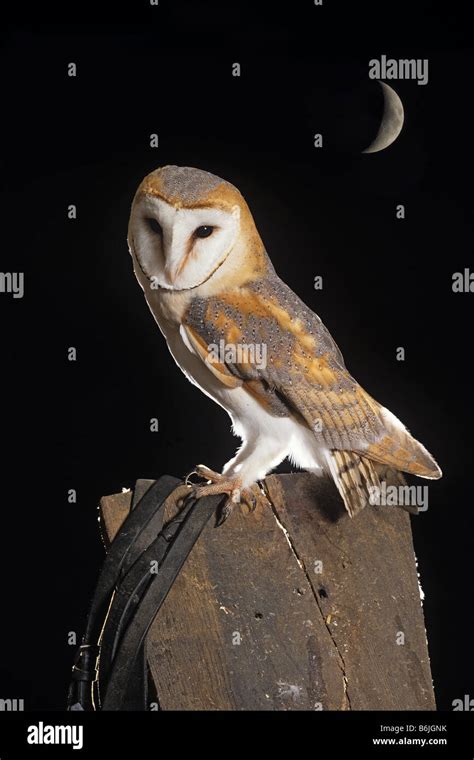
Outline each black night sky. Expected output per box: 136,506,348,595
0,1,473,714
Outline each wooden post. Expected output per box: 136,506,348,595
99,473,435,711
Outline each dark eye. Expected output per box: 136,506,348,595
146,217,162,235
194,225,214,239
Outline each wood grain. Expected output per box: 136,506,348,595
99,472,435,711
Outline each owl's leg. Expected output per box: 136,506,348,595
223,433,289,489
185,428,289,523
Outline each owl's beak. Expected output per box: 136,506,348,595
162,238,178,285
164,259,181,286
164,243,191,286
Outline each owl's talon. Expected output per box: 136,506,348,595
216,497,235,526
242,488,257,512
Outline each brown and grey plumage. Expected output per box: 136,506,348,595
128,165,442,519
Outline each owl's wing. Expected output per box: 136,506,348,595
182,277,440,480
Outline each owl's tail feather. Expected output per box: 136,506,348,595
326,450,418,517
364,406,442,480
326,450,378,517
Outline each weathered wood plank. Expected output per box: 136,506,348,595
264,474,436,710
99,472,435,711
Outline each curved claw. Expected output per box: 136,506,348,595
181,473,254,526
241,488,257,512
216,496,234,526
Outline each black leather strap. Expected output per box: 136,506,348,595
101,493,221,710
67,477,221,711
68,476,180,711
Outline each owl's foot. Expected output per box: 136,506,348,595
186,476,242,525
184,464,263,525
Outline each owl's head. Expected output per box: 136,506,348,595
128,165,269,292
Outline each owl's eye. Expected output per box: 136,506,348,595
146,217,163,235
194,225,215,239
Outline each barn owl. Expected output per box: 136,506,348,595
128,165,441,522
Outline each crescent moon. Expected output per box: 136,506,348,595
362,81,404,153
